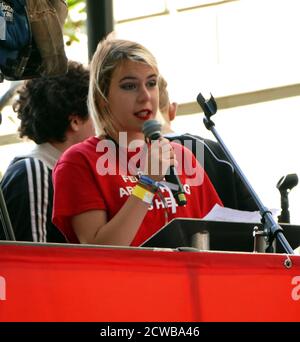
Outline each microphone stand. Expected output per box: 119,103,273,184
277,187,290,224
197,93,294,254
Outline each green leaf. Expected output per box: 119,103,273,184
64,0,86,44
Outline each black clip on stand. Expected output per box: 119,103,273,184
276,174,298,223
196,93,294,254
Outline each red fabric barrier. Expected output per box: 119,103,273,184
0,243,300,321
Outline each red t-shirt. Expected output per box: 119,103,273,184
52,136,222,246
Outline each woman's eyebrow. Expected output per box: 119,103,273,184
119,74,157,82
119,76,137,82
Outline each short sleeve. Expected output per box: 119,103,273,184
52,150,106,242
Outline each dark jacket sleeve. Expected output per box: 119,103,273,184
0,157,66,242
203,138,258,211
167,134,258,211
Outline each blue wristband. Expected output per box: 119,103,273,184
139,175,159,192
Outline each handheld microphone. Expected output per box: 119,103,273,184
142,120,187,206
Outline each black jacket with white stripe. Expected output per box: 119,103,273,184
0,145,66,242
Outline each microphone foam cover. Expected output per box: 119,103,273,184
142,120,162,139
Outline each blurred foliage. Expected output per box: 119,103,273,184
0,1,88,146
65,0,87,46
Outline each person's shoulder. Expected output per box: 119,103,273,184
1,156,49,187
182,133,204,141
181,133,219,148
203,137,219,148
167,133,205,143
203,137,225,155
180,134,222,154
3,156,40,176
59,136,99,163
1,158,27,184
167,133,205,151
170,140,195,157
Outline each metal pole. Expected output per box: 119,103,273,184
86,0,114,61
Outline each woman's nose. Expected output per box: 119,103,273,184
137,85,151,102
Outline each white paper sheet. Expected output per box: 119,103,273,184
203,204,279,223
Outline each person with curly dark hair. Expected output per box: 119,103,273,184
0,61,95,242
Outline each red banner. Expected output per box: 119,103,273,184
0,242,300,321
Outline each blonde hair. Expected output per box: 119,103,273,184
158,75,169,116
88,38,159,139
